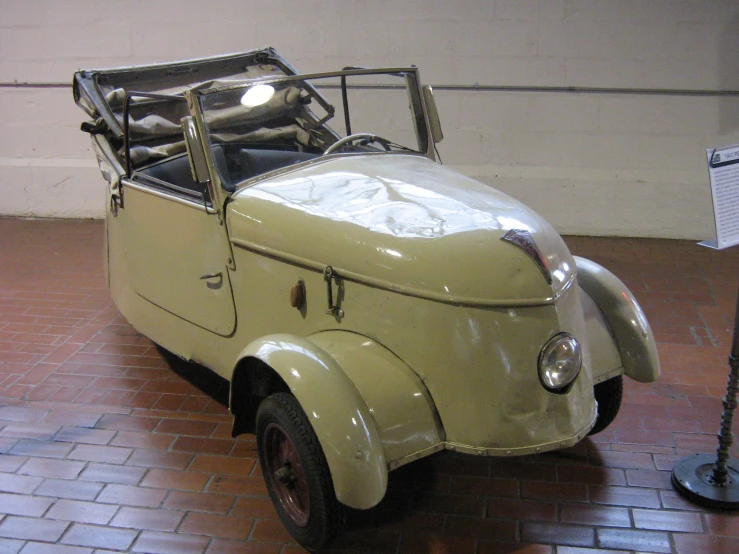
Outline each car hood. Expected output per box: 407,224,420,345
227,155,576,306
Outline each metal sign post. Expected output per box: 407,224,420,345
672,144,739,508
672,287,739,508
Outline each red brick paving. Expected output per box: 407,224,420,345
1,217,739,553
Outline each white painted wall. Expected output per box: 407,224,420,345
1,0,738,238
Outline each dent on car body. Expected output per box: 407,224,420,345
228,155,576,306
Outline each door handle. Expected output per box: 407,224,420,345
199,272,222,280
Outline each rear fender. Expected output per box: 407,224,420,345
575,257,660,383
233,334,387,510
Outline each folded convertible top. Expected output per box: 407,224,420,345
72,47,299,139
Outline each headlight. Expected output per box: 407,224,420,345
538,333,582,393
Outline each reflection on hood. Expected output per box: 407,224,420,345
242,162,533,240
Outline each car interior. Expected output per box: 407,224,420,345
134,145,319,196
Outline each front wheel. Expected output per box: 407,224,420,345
588,375,623,435
256,393,344,551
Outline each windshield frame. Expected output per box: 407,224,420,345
188,67,435,193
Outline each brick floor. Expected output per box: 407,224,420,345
1,217,738,554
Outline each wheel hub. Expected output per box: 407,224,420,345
263,422,311,527
275,461,298,487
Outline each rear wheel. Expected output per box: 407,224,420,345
589,375,623,435
257,393,343,551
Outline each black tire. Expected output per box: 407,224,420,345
588,375,623,435
256,393,344,551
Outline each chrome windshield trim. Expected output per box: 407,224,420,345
195,67,421,96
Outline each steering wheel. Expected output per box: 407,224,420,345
323,133,391,155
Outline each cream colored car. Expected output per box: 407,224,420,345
74,47,659,550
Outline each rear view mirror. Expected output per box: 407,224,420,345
182,116,210,183
422,85,444,144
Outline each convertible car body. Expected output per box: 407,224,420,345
74,47,659,550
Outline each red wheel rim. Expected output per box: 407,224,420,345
262,422,310,527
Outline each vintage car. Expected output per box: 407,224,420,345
73,47,660,550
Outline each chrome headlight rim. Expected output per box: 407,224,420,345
538,332,582,394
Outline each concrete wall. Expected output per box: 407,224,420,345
1,0,738,237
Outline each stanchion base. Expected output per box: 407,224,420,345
672,453,739,509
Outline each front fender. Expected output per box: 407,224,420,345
235,334,387,510
308,331,445,470
575,257,660,383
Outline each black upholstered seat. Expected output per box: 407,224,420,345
135,147,318,194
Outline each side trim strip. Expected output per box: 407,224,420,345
230,237,572,308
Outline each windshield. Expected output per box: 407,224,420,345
197,69,429,191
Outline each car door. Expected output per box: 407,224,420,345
118,188,236,336
115,96,236,336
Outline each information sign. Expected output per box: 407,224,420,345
702,144,739,249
